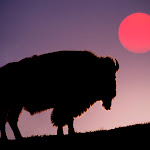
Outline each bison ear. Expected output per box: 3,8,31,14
115,59,119,72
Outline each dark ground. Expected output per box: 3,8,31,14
1,122,150,145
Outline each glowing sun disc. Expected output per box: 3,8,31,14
119,13,150,53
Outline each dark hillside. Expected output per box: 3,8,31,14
1,122,150,144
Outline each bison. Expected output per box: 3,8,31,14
0,50,119,140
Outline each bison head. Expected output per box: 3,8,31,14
99,57,119,110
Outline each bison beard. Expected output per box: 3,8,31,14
0,50,119,139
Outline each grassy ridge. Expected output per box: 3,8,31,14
1,123,150,144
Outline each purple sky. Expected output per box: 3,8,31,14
1,0,150,139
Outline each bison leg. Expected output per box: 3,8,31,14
68,118,75,135
51,108,64,135
7,107,22,139
57,125,64,136
0,111,7,140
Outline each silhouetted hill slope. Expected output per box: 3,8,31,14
1,123,150,144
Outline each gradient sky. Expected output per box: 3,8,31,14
0,0,150,139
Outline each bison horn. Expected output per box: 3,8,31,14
115,59,119,71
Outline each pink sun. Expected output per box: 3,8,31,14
119,13,150,53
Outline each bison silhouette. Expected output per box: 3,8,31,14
0,50,119,139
